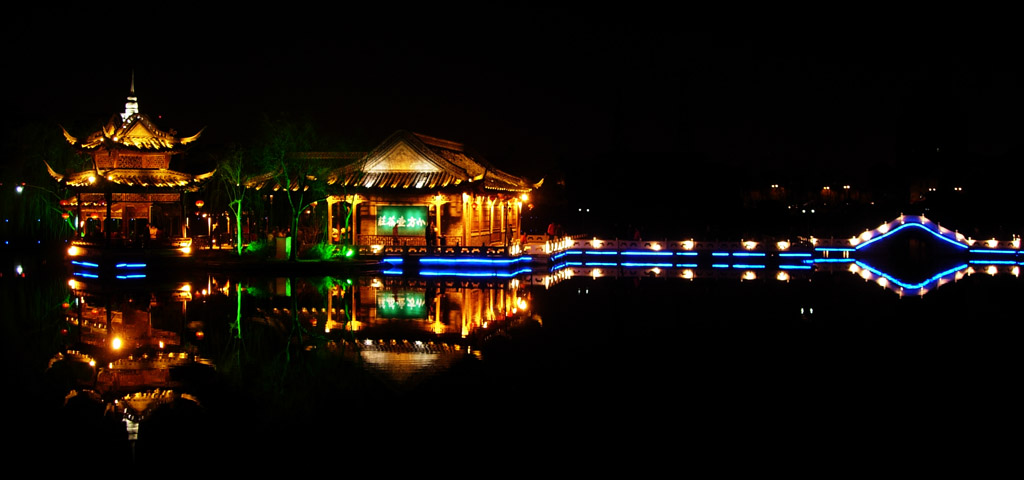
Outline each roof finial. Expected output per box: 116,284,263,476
122,70,139,121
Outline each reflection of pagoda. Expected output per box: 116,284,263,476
49,76,213,251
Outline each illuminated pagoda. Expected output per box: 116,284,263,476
49,78,212,252
321,130,539,252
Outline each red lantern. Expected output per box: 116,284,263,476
195,200,205,208
62,212,70,219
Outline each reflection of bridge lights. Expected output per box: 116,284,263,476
776,271,789,282
681,269,694,280
682,240,694,250
987,266,998,276
651,267,661,275
742,270,756,281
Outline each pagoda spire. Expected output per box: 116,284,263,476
122,70,139,121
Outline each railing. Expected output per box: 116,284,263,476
362,244,515,257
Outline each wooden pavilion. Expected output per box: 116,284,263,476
322,130,539,253
49,81,212,253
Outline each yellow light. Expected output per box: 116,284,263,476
1012,266,1019,277
987,266,998,276
112,337,123,350
88,176,96,184
370,244,383,254
776,240,790,251
876,277,888,288
849,237,861,247
593,239,603,248
107,174,114,181
651,267,661,275
651,243,661,251
877,223,890,234
809,237,818,246
591,268,603,279
742,241,757,250
742,270,756,281
180,246,191,254
519,193,529,202
1012,238,1021,249
158,341,165,349
776,271,789,282
682,240,694,250
848,263,860,273
179,284,191,292
67,245,81,256
516,297,528,310
681,269,694,280
986,239,999,248
88,360,96,367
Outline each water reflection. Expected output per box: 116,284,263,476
7,252,1021,466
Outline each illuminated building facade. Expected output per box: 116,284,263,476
48,80,212,252
322,131,537,252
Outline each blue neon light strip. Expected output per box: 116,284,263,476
116,274,147,279
780,265,812,270
732,264,766,269
420,257,532,265
550,262,568,271
382,269,404,275
584,251,618,255
564,250,583,255
732,252,766,257
815,248,855,252
813,258,855,263
621,251,673,256
71,261,100,268
621,262,673,267
675,252,699,256
383,257,404,264
969,249,1018,254
854,261,967,290
712,252,730,257
565,262,583,266
712,264,730,268
585,262,619,266
968,260,1018,265
855,223,968,251
420,268,531,277
779,253,813,258
115,263,146,268
73,272,99,278
676,263,698,268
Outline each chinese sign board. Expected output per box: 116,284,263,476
375,290,428,319
376,206,428,236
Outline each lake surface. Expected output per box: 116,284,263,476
2,251,1019,469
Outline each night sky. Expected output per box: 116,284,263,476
3,7,1020,228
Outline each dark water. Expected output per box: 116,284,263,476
2,252,1020,470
